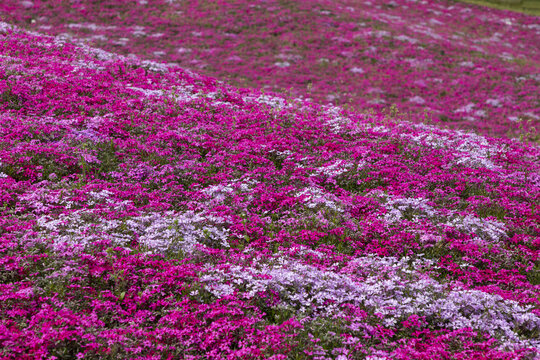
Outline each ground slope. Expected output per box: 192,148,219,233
1,0,539,139
1,22,539,359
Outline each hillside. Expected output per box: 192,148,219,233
1,0,539,140
0,21,539,359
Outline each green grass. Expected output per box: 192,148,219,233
454,0,540,16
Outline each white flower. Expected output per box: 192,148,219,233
350,67,364,74
455,103,475,113
274,61,291,68
409,96,426,104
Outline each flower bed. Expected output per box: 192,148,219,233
1,0,539,139
0,23,539,359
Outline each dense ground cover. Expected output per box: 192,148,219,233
1,0,539,140
1,21,539,359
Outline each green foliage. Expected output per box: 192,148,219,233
268,151,284,170
335,165,387,193
454,0,540,16
526,263,540,286
93,140,123,174
474,203,507,221
516,117,539,145
286,317,352,360
0,86,24,110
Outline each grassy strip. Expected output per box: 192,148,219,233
454,0,540,16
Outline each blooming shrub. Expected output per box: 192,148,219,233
0,5,539,360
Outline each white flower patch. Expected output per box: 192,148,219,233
274,61,291,68
226,55,242,62
459,61,475,67
202,254,540,350
367,87,385,94
202,183,235,205
379,196,438,224
400,123,502,170
202,176,260,200
326,94,338,102
19,0,33,9
375,30,390,37
0,161,7,178
445,215,508,243
140,60,169,73
350,67,365,74
410,24,444,41
332,36,351,44
272,150,294,158
67,23,118,32
0,54,20,64
296,186,344,212
71,59,105,71
395,34,418,44
428,18,444,26
36,209,230,253
368,98,386,105
322,105,351,134
523,112,540,120
112,37,129,46
452,140,498,169
204,282,235,298
243,93,304,113
455,103,475,114
369,190,508,243
86,190,115,205
404,58,433,69
258,94,289,108
364,124,392,135
239,178,259,192
128,84,209,104
18,187,119,215
376,12,403,24
313,159,355,178
276,53,302,61
78,43,125,62
131,26,146,37
177,47,192,54
500,53,515,62
474,110,486,117
127,86,164,98
133,211,231,253
486,99,502,107
409,96,426,104
36,210,133,247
